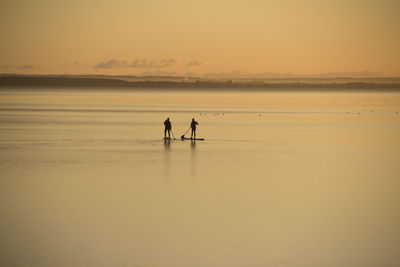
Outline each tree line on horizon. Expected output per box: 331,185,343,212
0,75,400,91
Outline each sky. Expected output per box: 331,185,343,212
0,0,399,77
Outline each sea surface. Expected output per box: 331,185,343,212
1,88,400,267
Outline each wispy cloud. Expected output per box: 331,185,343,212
186,60,206,67
93,59,128,69
128,58,177,68
203,70,384,79
94,58,178,69
185,71,200,77
1,64,39,70
65,60,80,66
141,70,177,76
312,71,382,78
19,64,37,69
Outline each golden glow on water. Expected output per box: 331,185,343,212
1,89,400,266
1,89,400,108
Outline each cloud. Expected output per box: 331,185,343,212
185,71,200,77
20,65,37,69
128,58,177,68
0,64,41,71
311,71,382,78
1,64,39,70
202,70,385,79
93,59,128,69
65,60,80,66
93,58,178,69
186,60,206,67
141,70,177,76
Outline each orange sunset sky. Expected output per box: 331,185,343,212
1,0,399,77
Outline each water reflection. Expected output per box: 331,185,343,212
163,139,171,180
190,140,196,178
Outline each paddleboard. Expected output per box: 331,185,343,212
181,137,204,141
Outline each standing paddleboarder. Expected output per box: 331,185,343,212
190,118,198,139
164,118,172,139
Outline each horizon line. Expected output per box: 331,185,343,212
1,73,400,80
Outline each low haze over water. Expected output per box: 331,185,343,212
1,88,400,267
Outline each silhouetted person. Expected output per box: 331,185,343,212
164,118,171,138
190,118,198,139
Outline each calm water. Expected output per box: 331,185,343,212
1,88,400,267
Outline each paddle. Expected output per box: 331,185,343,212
171,131,176,140
180,127,191,139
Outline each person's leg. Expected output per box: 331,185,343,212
191,128,194,139
168,129,171,138
164,128,167,138
194,129,196,139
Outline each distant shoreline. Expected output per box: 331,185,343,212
1,75,400,91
